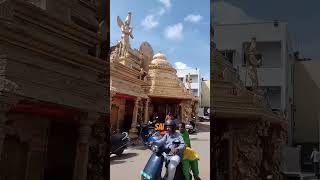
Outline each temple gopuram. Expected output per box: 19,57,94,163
110,12,198,138
211,27,288,179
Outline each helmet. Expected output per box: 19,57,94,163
165,119,176,129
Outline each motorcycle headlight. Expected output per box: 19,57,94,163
151,145,159,153
140,171,151,180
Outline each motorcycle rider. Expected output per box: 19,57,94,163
152,119,186,180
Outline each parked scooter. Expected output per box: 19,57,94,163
140,140,191,180
110,132,129,155
186,117,198,134
137,117,160,146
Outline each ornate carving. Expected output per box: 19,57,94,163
0,57,23,95
0,0,13,22
186,73,192,92
87,122,107,180
233,124,263,180
110,45,120,62
137,101,143,123
139,68,147,81
117,12,134,57
0,78,22,95
180,100,192,122
231,120,285,180
78,125,92,143
246,37,262,92
135,97,141,105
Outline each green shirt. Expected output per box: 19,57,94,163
181,130,191,148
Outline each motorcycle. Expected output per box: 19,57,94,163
186,117,198,134
137,119,161,147
110,132,129,155
140,140,191,180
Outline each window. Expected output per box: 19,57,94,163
242,41,281,68
190,75,198,83
192,89,198,96
219,50,234,65
264,86,281,110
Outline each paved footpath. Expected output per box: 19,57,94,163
110,123,211,180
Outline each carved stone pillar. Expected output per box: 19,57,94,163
110,90,117,132
0,100,17,160
0,112,8,161
0,55,21,159
25,119,49,180
73,113,97,180
116,104,124,133
87,118,107,180
129,97,140,139
180,103,184,123
144,98,150,123
110,90,116,110
25,140,44,180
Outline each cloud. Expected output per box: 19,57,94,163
159,0,171,10
164,23,183,41
174,62,191,69
141,15,159,30
158,7,166,16
184,14,203,23
212,1,259,24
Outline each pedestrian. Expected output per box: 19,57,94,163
310,147,320,176
166,112,173,121
179,122,201,180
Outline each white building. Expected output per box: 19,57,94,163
176,68,202,98
294,60,320,170
214,21,296,144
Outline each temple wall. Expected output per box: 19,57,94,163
0,0,106,113
220,120,286,180
2,48,105,113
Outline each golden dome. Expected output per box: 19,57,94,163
146,52,193,100
151,52,173,68
153,52,166,59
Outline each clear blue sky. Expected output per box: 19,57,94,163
110,0,210,80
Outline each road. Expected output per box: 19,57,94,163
110,122,210,180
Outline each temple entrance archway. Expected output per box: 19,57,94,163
150,97,182,122
123,100,134,132
217,139,230,180
0,135,28,180
111,104,119,131
44,121,77,180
